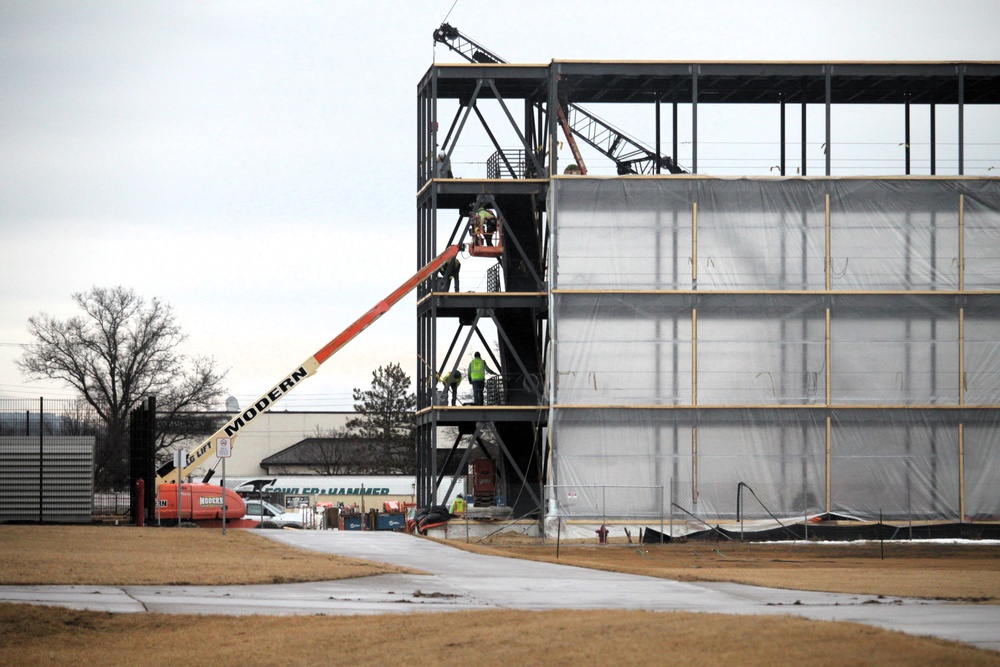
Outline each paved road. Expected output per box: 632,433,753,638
2,531,998,653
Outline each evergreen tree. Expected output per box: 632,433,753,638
345,362,416,473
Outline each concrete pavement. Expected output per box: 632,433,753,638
1,530,997,653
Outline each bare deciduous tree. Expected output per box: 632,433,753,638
298,427,372,475
17,286,228,471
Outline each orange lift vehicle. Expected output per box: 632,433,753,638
155,482,255,528
154,245,463,526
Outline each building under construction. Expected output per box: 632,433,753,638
416,25,1000,538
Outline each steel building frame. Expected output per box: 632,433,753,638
415,59,1000,520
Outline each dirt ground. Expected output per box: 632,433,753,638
1,525,999,666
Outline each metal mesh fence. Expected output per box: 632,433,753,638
485,375,505,406
543,480,995,542
487,264,501,293
0,397,131,522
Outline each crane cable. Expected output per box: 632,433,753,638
435,0,462,63
442,0,460,24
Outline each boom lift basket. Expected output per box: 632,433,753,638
469,213,503,258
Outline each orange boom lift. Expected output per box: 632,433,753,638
154,245,462,522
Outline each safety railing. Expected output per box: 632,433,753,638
486,148,545,179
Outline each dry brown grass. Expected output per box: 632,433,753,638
1,525,999,665
2,604,998,667
448,537,1000,603
0,525,418,585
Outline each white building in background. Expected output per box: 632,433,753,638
178,412,466,506
184,411,352,480
223,475,462,509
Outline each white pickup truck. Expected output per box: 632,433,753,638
244,499,306,529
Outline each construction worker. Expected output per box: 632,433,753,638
563,163,581,174
474,205,497,246
438,256,460,292
436,151,453,178
450,493,466,515
467,351,497,406
440,370,462,406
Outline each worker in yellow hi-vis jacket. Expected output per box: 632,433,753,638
440,370,462,406
468,351,497,406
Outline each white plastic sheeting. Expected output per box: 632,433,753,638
548,177,1000,522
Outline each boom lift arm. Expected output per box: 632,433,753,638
154,244,462,486
432,23,685,175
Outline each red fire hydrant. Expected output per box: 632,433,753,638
596,524,609,544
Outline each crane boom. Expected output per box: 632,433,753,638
433,23,587,174
433,23,685,175
154,244,462,486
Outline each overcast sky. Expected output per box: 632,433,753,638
2,0,997,411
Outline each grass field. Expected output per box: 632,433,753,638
1,525,998,666
449,534,1000,603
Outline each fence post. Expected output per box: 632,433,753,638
669,479,675,541
804,495,809,540
737,482,744,542
38,396,43,523
660,484,665,542
601,485,606,531
135,478,145,528
556,513,561,558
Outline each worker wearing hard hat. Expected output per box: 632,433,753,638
450,494,466,515
438,256,461,292
474,205,498,246
467,351,497,406
440,370,462,406
436,151,453,178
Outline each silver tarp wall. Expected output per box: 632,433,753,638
548,177,1000,522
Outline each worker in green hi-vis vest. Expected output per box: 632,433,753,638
467,351,497,406
440,370,462,406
